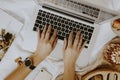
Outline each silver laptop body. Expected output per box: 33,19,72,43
29,0,118,68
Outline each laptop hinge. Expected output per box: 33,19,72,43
42,4,95,24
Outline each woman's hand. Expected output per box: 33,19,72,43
5,25,58,80
34,25,58,61
63,31,86,65
63,32,86,80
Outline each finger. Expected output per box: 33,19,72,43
79,40,87,51
41,25,47,39
68,32,73,47
45,25,52,40
50,29,57,44
63,38,67,50
78,34,83,48
73,31,80,48
37,27,41,41
52,37,58,49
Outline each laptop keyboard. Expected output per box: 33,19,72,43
33,10,95,48
41,0,100,19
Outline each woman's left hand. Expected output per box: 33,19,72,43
35,25,58,60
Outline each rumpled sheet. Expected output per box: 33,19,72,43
0,0,120,80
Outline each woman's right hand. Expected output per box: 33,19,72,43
63,31,86,66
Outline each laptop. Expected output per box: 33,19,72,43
21,0,118,68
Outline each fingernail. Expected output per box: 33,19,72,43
55,29,57,31
48,25,51,28
44,25,46,28
71,31,73,34
77,31,80,35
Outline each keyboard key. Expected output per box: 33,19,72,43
36,20,42,24
50,20,54,24
35,23,39,27
50,16,53,19
53,17,57,20
66,26,69,29
42,11,46,14
65,29,69,33
58,35,64,40
46,19,50,22
58,23,61,26
76,25,80,28
37,16,42,20
69,22,72,25
87,41,90,44
80,27,84,30
62,33,65,37
91,27,94,29
61,20,64,23
81,31,84,34
85,32,88,35
84,28,87,31
57,18,61,22
43,22,46,25
85,46,88,48
46,15,49,18
54,26,57,29
69,26,72,30
62,24,65,27
54,22,57,25
43,18,46,21
67,19,70,22
38,12,41,16
73,28,76,32
85,36,88,40
33,27,37,31
65,21,68,24
88,33,92,40
42,14,45,17
61,28,65,32
88,29,93,32
51,28,54,33
39,25,43,28
63,17,66,20
72,23,76,27
58,27,61,30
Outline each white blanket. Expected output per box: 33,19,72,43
0,0,120,80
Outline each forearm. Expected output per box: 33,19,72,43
63,63,76,80
5,25,58,80
5,64,31,80
5,53,43,80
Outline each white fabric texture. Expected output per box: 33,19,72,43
0,0,120,80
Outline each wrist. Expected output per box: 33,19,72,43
64,61,76,68
64,59,76,66
30,53,43,66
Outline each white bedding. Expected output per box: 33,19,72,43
0,0,120,80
